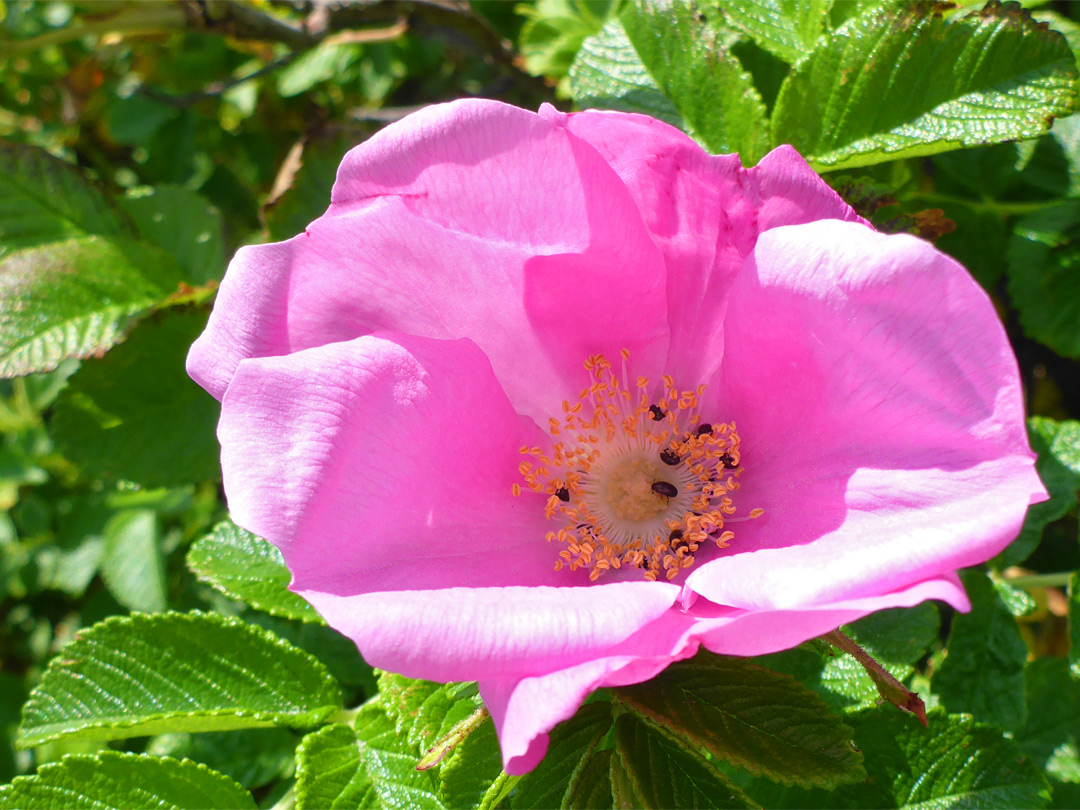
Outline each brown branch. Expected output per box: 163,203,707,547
824,630,928,726
180,0,553,103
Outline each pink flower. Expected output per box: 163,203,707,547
188,100,1046,774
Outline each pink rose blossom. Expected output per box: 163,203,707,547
188,100,1046,774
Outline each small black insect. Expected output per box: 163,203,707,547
651,481,679,498
720,453,738,469
648,405,666,421
555,486,570,502
668,529,684,542
696,423,713,436
660,449,681,466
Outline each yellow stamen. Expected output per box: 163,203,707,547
517,352,759,582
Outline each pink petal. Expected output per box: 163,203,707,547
187,100,670,424
479,574,963,773
218,331,683,681
540,106,861,387
219,332,556,592
302,582,679,684
686,220,1045,610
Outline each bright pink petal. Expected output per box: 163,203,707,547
302,582,679,684
687,220,1045,610
540,106,861,386
188,100,669,424
218,331,683,681
479,573,962,773
220,332,559,592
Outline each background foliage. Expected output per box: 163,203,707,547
1,0,1079,808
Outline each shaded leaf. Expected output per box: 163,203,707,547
511,701,613,809
934,568,1029,731
120,186,225,284
611,712,758,809
146,727,297,790
0,141,127,250
1016,658,1080,784
1008,203,1080,359
100,509,167,614
614,652,864,789
51,308,221,487
996,417,1080,567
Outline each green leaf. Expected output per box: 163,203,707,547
51,308,221,487
436,715,504,810
569,19,682,131
569,2,769,162
16,610,342,748
761,604,939,714
1016,658,1080,784
146,727,297,790
0,141,127,250
614,651,865,789
277,42,359,98
1008,203,1080,360
518,0,614,94
100,509,167,614
864,709,1051,809
296,722,375,810
354,700,447,810
186,519,323,623
565,748,613,809
772,3,1079,171
716,0,832,64
997,417,1080,567
120,187,225,284
510,701,613,809
611,712,759,809
0,143,186,378
743,709,1051,809
0,751,255,810
0,237,185,379
616,0,771,162
376,673,484,756
934,568,1029,731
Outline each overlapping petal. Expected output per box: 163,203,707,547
541,106,862,386
218,331,683,685
687,220,1043,610
188,100,671,424
479,574,967,774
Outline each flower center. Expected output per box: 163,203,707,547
514,351,762,582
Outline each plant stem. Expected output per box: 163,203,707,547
824,629,928,726
915,192,1063,217
1001,571,1075,589
4,5,186,54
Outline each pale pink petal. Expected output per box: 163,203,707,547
219,331,683,682
479,574,962,773
540,106,861,386
687,220,1045,610
302,582,679,684
188,100,669,423
219,332,562,592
